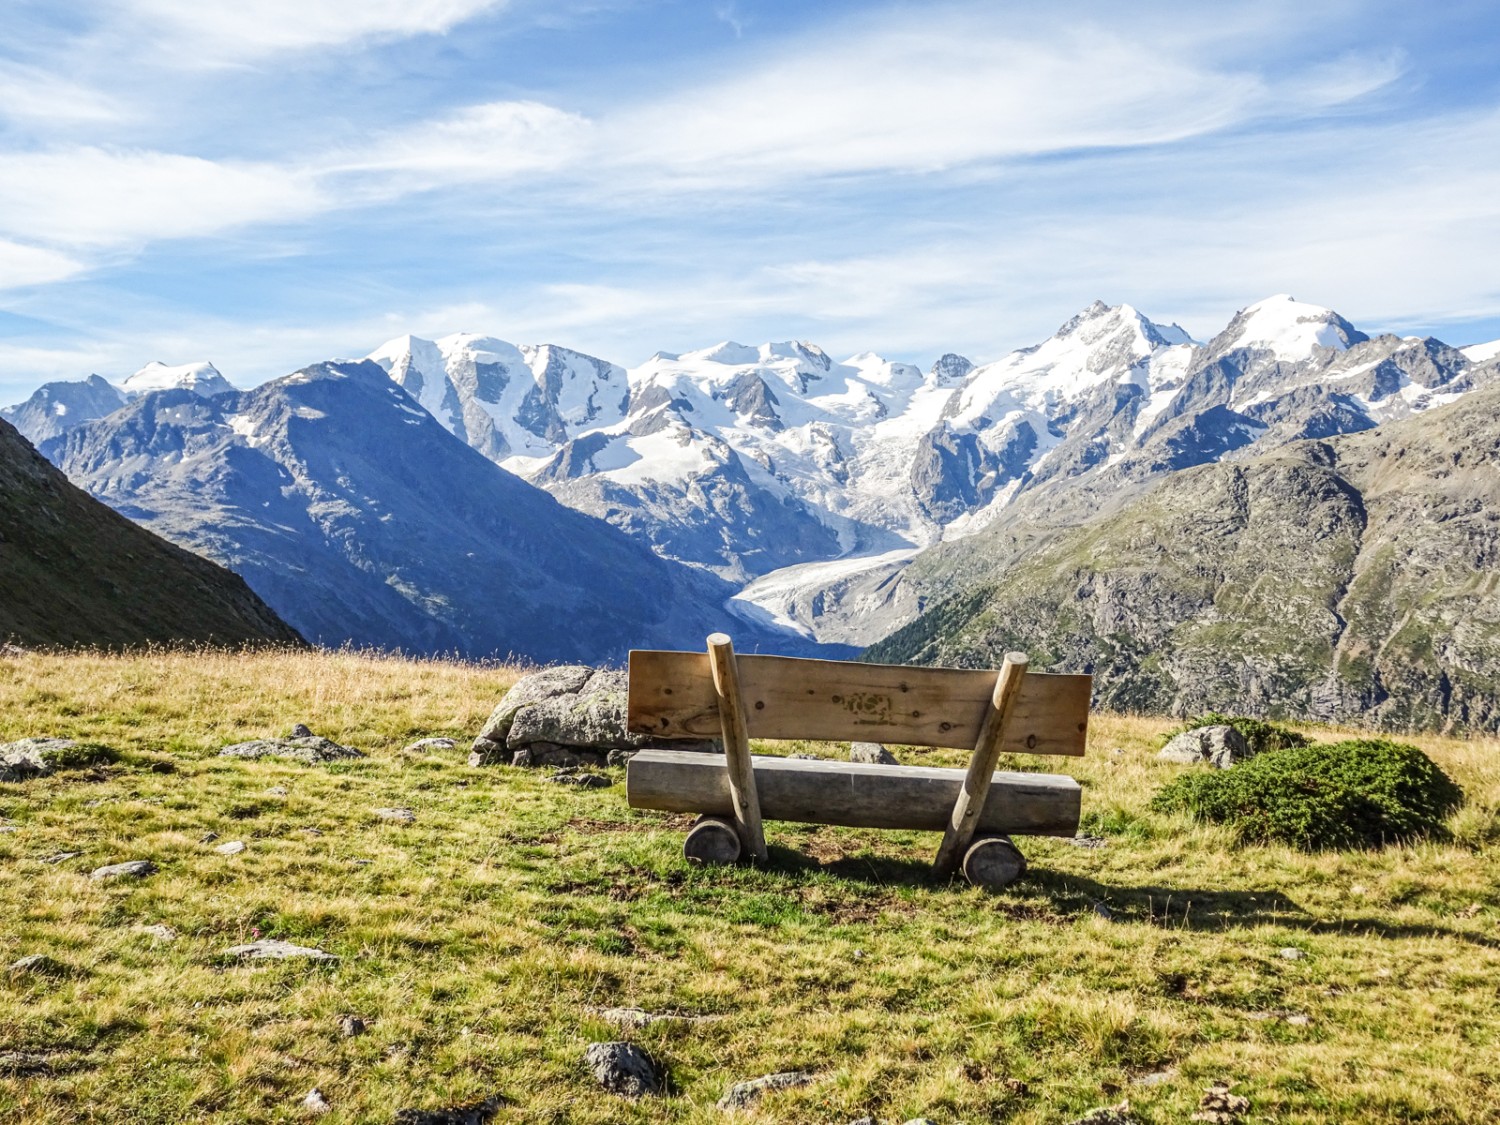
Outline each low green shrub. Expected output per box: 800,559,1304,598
1162,712,1311,756
38,741,121,771
1151,738,1464,850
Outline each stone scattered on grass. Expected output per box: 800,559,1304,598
588,1006,713,1030
1067,834,1108,848
220,736,363,765
41,851,80,864
7,953,67,979
302,1087,331,1115
1191,1082,1250,1123
137,924,179,943
337,1014,367,1038
1130,1067,1178,1087
225,939,338,962
717,1071,815,1110
1067,1101,1137,1125
199,831,220,844
1090,900,1115,921
215,840,248,856
373,807,416,823
91,859,156,881
850,741,898,765
1278,947,1308,960
404,738,456,753
1157,725,1250,769
1247,1010,1311,1026
0,825,17,834
0,738,74,782
265,785,290,797
546,771,611,789
585,1041,665,1097
392,1096,504,1125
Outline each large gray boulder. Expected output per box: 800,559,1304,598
1156,724,1251,769
472,666,714,768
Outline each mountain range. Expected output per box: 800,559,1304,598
6,295,1499,725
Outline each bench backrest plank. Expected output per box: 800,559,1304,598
628,649,1090,755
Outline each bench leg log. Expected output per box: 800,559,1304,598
683,815,742,866
962,833,1027,890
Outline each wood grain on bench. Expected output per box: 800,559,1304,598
628,650,1090,755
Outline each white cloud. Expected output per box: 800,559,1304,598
120,0,510,58
0,147,323,251
333,101,592,187
0,63,122,126
0,240,88,288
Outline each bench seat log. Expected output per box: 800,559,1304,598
626,749,1081,837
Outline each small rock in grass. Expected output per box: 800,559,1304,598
1278,947,1307,960
605,748,635,767
137,923,179,943
1157,725,1251,769
220,736,362,765
225,939,338,962
1191,1082,1250,1123
546,771,611,789
717,1071,815,1110
42,851,80,864
468,736,507,767
7,953,66,979
1091,899,1115,921
1067,1102,1137,1125
298,826,324,836
198,831,220,844
847,1118,878,1125
373,807,416,823
392,1096,504,1125
1067,834,1108,848
303,1087,331,1115
789,753,822,760
337,1014,367,1038
265,786,289,797
850,741,898,765
1130,1067,1177,1087
215,840,248,856
585,1041,665,1097
91,859,156,881
589,1006,709,1030
290,724,315,737
0,738,72,782
0,825,18,833
404,737,456,753
902,1120,939,1124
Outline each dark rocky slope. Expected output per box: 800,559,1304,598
0,417,301,648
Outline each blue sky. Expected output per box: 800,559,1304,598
3,0,1500,402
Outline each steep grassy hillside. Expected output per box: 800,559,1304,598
869,386,1500,733
0,419,301,649
2,649,1497,1124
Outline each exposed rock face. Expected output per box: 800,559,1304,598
1,374,124,446
220,736,363,764
0,417,301,649
472,666,715,768
1157,726,1251,768
869,385,1500,733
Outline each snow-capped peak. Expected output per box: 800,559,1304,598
121,360,234,398
1218,294,1363,355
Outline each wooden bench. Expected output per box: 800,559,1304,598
624,633,1092,889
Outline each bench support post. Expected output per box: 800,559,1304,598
933,652,1029,878
706,632,768,863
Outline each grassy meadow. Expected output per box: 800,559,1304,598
1,647,1498,1124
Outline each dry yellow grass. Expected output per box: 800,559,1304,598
1,649,1497,1124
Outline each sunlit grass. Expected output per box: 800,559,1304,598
1,649,1497,1123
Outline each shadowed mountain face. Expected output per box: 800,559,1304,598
866,385,1500,734
47,361,807,663
0,417,301,649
